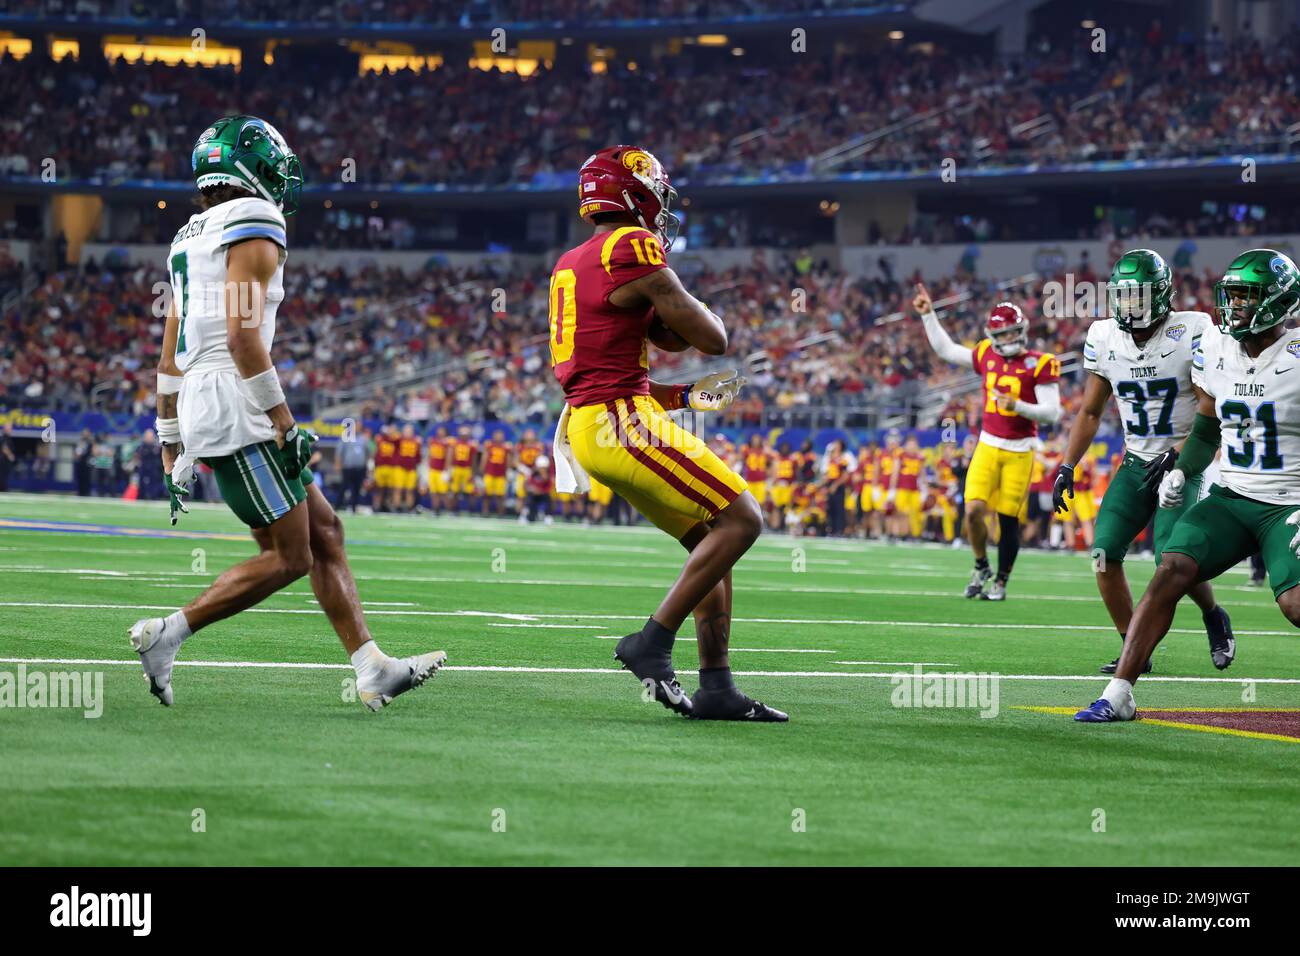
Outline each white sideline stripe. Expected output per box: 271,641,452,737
1,601,1296,637
3,568,1281,607
1,656,1298,684
834,661,957,666
489,623,605,630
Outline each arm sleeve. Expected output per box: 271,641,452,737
1175,413,1221,477
1014,383,1062,424
920,309,974,367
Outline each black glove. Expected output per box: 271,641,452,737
1142,449,1178,491
279,424,318,480
1052,464,1074,514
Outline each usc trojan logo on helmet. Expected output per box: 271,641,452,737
620,149,655,177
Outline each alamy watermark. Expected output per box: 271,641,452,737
0,664,104,718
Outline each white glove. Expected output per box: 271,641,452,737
1287,511,1300,559
1157,467,1186,509
687,370,747,412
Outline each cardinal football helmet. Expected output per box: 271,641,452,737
578,146,680,250
986,302,1028,357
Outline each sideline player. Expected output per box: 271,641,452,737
915,284,1061,600
1054,249,1233,674
1078,249,1300,721
549,145,785,721
137,115,444,709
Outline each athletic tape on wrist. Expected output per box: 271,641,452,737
241,367,287,412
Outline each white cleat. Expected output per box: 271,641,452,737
129,617,180,706
358,650,447,712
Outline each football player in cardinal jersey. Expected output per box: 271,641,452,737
915,284,1062,600
549,145,785,722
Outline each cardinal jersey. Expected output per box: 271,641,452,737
427,440,448,471
396,438,421,470
549,226,669,407
896,452,923,491
451,440,476,471
1193,324,1300,505
743,450,769,483
375,435,398,468
517,441,544,469
1083,311,1210,460
483,441,510,478
971,340,1060,450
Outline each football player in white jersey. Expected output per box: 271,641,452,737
1078,249,1300,721
1054,250,1233,674
131,116,445,710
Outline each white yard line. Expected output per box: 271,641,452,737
1,656,1297,684
1,601,1296,636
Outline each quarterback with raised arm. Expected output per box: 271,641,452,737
549,145,785,722
136,116,445,710
914,284,1062,600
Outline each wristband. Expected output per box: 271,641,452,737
156,417,181,443
241,367,287,412
157,372,183,395
677,385,692,411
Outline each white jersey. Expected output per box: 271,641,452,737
1193,323,1300,506
1082,311,1210,460
166,196,288,457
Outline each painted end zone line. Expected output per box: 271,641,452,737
2,657,1299,684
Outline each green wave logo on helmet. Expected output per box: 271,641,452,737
1214,248,1300,340
192,115,302,215
1107,248,1172,332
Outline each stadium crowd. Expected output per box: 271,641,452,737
7,237,1238,436
6,0,885,26
2,28,1295,188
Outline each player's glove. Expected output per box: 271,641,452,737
1157,467,1186,509
279,424,318,480
685,370,747,412
1052,464,1074,514
1142,448,1179,491
1287,511,1300,559
164,453,195,526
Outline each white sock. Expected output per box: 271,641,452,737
1102,678,1133,707
164,610,192,643
350,640,390,684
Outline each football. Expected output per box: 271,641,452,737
648,315,691,352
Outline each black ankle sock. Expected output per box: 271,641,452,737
996,514,1020,579
975,557,990,571
1202,606,1220,621
699,666,735,691
642,617,677,651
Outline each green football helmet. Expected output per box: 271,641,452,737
191,115,302,215
1214,248,1300,340
1107,248,1173,332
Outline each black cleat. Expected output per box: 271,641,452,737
689,686,788,722
1100,656,1153,675
613,632,692,717
1204,606,1235,670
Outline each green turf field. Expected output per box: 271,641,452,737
2,491,1299,866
